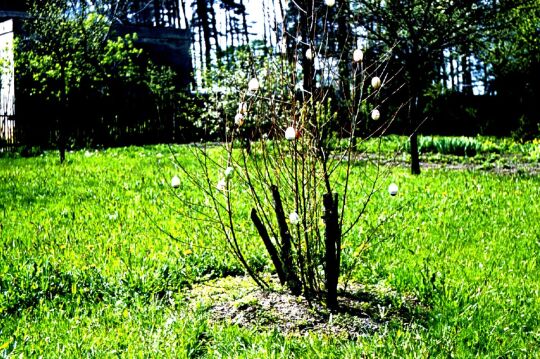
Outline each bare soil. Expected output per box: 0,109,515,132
186,276,422,339
365,153,540,175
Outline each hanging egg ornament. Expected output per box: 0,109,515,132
289,212,300,225
371,76,382,90
305,48,314,60
353,48,363,62
224,167,234,180
238,102,248,115
248,78,260,92
171,175,181,188
285,127,297,140
388,183,398,196
235,113,245,126
371,109,381,121
216,178,227,192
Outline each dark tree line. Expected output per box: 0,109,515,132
276,0,540,174
3,0,538,167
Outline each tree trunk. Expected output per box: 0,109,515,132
271,185,302,295
239,0,249,46
449,49,456,91
337,0,351,103
409,61,424,175
461,54,474,95
153,0,161,26
410,132,420,175
179,0,189,29
323,192,341,310
251,209,287,286
209,0,221,64
300,0,315,95
196,0,212,71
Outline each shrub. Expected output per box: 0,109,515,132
169,4,401,310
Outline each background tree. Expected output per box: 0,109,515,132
481,0,540,139
17,0,143,161
351,0,505,174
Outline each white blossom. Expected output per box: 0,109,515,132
325,0,336,6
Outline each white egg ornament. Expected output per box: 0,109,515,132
305,48,314,61
353,48,363,63
234,113,245,126
371,109,381,121
224,166,234,180
238,102,248,115
285,126,297,141
289,212,300,225
171,175,181,188
324,0,335,7
388,183,398,196
216,178,227,192
371,76,382,90
248,78,260,92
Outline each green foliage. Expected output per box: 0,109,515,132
16,1,143,102
397,135,540,159
0,142,539,355
480,0,540,139
194,45,290,139
413,136,483,156
13,0,197,150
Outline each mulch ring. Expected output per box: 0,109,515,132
185,275,424,339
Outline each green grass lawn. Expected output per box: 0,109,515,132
1,144,539,357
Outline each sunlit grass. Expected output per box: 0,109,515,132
1,143,538,356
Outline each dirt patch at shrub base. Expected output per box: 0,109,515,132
186,276,422,339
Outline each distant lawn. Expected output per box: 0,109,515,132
1,143,539,356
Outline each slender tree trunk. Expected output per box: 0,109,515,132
409,64,423,175
179,0,189,29
337,0,351,102
209,0,221,64
153,0,161,26
196,0,212,71
410,131,420,175
240,0,249,46
58,57,67,164
461,54,473,95
271,185,302,295
300,0,315,95
449,48,456,90
323,193,341,310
